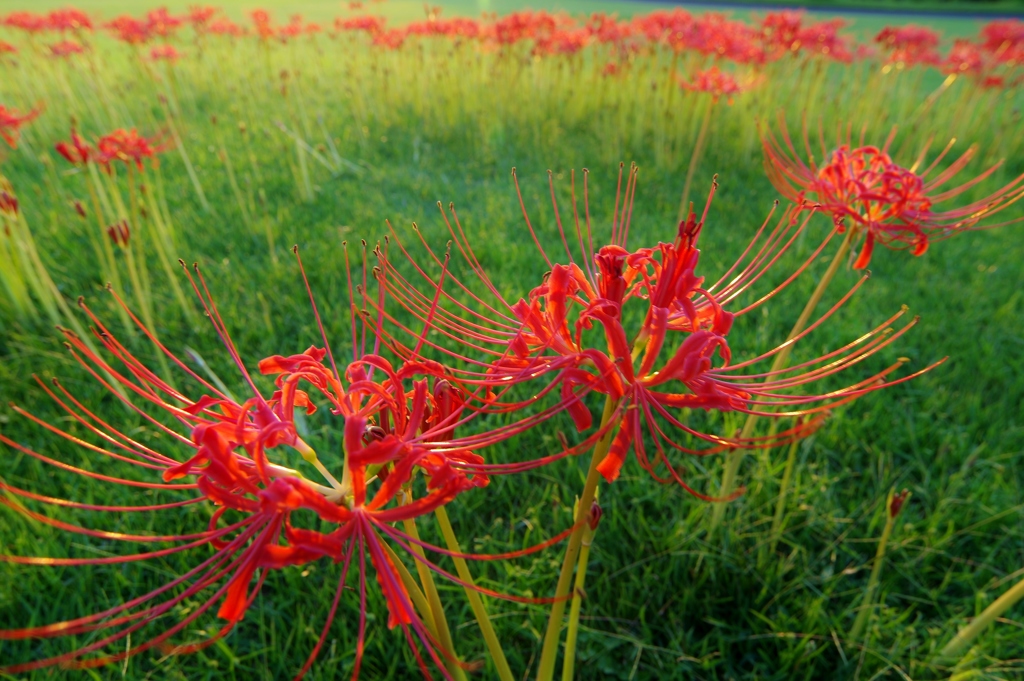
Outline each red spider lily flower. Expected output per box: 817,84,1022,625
875,25,941,68
188,6,219,29
584,13,635,45
106,15,152,44
3,11,48,33
46,9,93,32
798,18,852,62
251,10,276,41
95,128,171,172
760,10,804,56
942,40,988,77
533,28,590,57
980,19,1024,64
208,18,245,37
150,44,181,61
0,104,40,148
145,8,184,39
0,253,582,677
349,0,366,9
0,41,17,54
630,8,692,44
335,15,387,36
372,166,942,497
373,28,407,49
48,39,85,57
679,66,759,104
761,118,1024,268
55,125,95,165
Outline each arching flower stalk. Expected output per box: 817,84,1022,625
761,116,1024,270
372,165,943,681
0,251,584,679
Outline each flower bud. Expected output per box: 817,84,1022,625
889,489,910,519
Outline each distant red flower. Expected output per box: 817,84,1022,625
106,15,152,44
875,25,941,68
533,28,590,56
46,9,93,32
762,118,1024,268
49,39,85,57
798,18,852,62
373,28,407,49
145,8,184,38
0,104,40,148
980,18,1024,64
208,18,245,37
679,66,758,103
150,44,181,61
0,41,17,54
942,40,985,76
334,15,386,36
187,5,219,29
251,9,275,40
95,128,171,171
3,11,47,33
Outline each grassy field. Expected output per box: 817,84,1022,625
1,5,1024,681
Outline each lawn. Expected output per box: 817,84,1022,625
1,4,1023,680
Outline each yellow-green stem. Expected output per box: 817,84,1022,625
711,228,855,531
939,574,1024,661
401,494,466,681
536,395,619,681
849,489,897,642
434,505,515,681
561,506,597,681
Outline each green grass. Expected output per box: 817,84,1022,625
2,8,1024,681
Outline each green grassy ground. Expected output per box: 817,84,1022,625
1,7,1024,681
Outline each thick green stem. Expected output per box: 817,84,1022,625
939,574,1024,661
536,395,619,681
434,505,515,681
561,502,598,681
711,228,855,532
849,489,897,643
401,494,466,681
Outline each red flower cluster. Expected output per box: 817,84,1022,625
373,168,938,497
0,252,575,676
3,9,91,33
762,118,1024,268
0,103,40,148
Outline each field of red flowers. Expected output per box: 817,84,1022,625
1,4,1024,680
